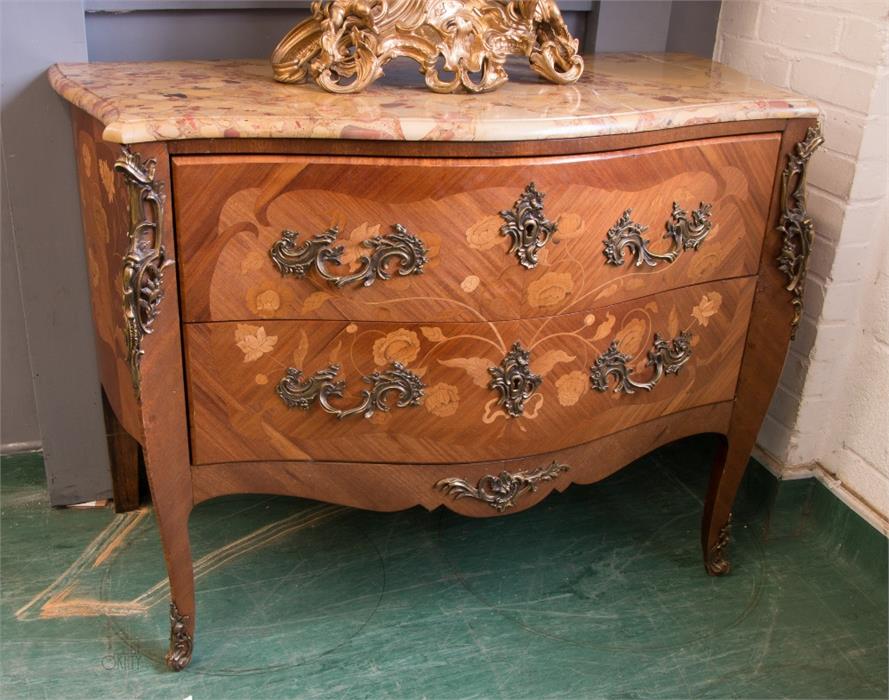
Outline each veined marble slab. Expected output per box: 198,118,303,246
48,53,819,144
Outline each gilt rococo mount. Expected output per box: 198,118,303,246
271,0,584,93
50,39,820,670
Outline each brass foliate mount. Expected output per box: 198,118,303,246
276,362,425,419
704,515,732,576
500,182,558,270
114,146,174,400
270,224,428,289
165,602,193,671
777,122,824,338
590,331,693,394
435,461,569,512
271,0,584,94
603,202,713,268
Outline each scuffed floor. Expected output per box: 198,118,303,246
1,438,886,698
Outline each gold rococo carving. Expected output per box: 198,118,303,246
271,0,584,94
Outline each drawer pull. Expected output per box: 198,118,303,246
489,341,542,418
500,182,558,269
590,331,692,394
435,461,570,512
276,361,425,419
270,224,428,288
603,202,712,268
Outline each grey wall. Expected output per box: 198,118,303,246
1,0,113,504
1,141,40,450
596,0,721,56
83,5,595,62
666,1,722,57
1,0,721,505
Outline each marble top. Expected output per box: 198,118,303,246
48,53,818,144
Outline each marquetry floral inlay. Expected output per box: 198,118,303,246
252,289,281,313
465,215,504,251
425,382,460,417
235,324,278,362
372,329,421,366
99,160,115,202
461,275,481,293
556,371,587,406
613,317,647,356
439,357,491,388
527,271,574,308
691,292,723,327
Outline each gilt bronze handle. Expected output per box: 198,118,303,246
270,224,428,288
276,361,425,419
590,331,693,394
603,202,712,268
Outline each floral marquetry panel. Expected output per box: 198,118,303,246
71,111,145,441
172,134,778,324
183,277,756,465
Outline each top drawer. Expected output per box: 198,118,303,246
173,134,779,323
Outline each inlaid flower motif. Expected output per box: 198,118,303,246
692,292,723,327
465,215,503,251
527,272,574,308
614,317,647,355
235,324,278,362
425,382,460,417
461,275,480,293
372,329,420,366
556,371,587,406
253,289,281,313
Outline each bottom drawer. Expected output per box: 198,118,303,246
184,277,755,465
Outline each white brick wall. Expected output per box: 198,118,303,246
715,1,889,525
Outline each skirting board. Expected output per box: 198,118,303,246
0,441,42,456
753,445,889,538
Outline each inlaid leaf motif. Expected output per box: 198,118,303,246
594,283,618,301
99,159,115,202
692,291,723,327
292,329,309,367
235,324,278,362
302,291,331,314
667,306,680,338
421,326,446,342
592,313,616,341
439,357,490,388
328,338,342,363
535,349,576,375
342,222,381,265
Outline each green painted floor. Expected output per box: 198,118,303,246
1,438,886,699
